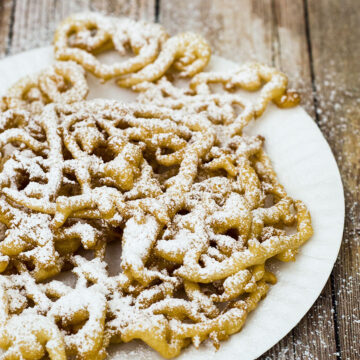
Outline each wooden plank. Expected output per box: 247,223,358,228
271,0,314,116
159,1,339,359
7,0,155,55
159,0,274,64
268,1,338,359
306,0,360,359
0,0,14,57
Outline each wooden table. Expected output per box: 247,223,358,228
0,0,358,359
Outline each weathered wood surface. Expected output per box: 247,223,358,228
0,0,358,359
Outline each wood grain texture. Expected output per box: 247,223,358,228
160,0,274,64
0,0,358,359
307,0,360,359
269,3,338,358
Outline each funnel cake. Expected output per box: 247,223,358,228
0,12,312,360
0,100,312,359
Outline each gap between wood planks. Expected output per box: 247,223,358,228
155,0,160,22
5,0,16,54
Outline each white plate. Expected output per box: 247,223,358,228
0,47,345,360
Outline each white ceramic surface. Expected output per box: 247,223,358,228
0,47,345,360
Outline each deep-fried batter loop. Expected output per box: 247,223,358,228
1,61,88,114
54,13,169,82
117,32,211,87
